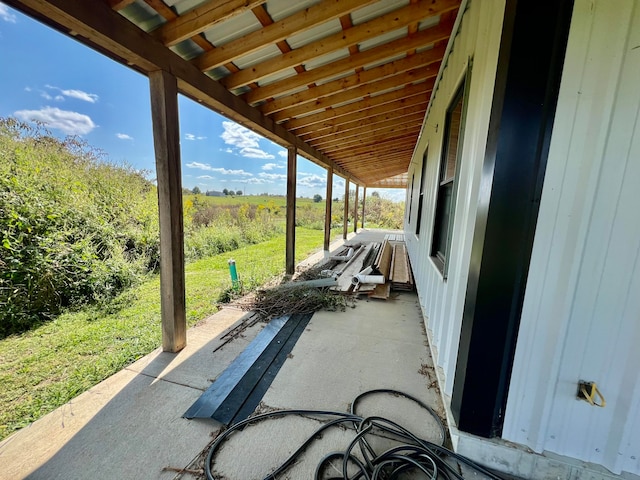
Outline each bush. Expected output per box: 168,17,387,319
0,118,159,336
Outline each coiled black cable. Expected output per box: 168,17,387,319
205,389,508,480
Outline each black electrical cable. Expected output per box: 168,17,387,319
204,389,509,480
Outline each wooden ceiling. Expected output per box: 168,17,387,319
7,0,461,188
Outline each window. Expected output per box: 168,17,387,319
415,148,428,235
431,81,466,274
407,173,415,223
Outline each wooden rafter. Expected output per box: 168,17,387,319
9,0,462,188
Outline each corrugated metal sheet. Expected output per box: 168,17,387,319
202,10,261,47
265,0,320,22
287,19,343,49
503,1,640,476
351,0,409,25
403,0,505,397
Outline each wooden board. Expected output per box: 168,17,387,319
368,282,391,299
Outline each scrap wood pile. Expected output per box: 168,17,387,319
226,234,414,319
326,233,415,300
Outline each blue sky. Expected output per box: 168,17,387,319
0,3,404,201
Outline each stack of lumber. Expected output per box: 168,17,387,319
323,237,414,299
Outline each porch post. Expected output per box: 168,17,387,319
343,178,349,240
353,184,359,233
149,70,186,353
324,166,333,251
285,146,297,275
361,186,366,229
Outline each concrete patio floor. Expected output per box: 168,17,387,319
0,229,482,480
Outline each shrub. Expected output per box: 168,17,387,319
0,118,159,336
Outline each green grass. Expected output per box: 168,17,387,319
0,227,329,441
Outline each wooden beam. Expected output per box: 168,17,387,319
259,50,441,116
284,82,429,131
4,0,364,186
194,0,378,72
286,146,297,275
238,24,451,100
323,128,421,155
149,70,186,353
154,0,265,47
343,178,349,240
271,72,437,123
107,0,135,10
310,112,425,148
353,184,359,234
324,166,333,251
301,103,428,142
298,100,428,139
361,186,366,229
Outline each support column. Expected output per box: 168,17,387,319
343,178,349,240
361,186,366,229
324,167,333,251
353,185,359,233
286,146,297,275
149,70,186,353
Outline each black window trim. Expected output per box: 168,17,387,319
430,60,472,279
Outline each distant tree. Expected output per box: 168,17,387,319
222,188,229,195
313,194,322,203
371,191,380,198
236,190,243,196
192,186,201,195
333,197,339,202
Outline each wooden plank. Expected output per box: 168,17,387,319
368,282,391,300
311,115,425,149
239,25,450,101
272,71,436,123
301,103,428,142
154,0,266,47
324,166,333,251
325,130,421,155
376,239,393,278
335,244,372,292
195,0,378,72
284,82,429,131
149,70,186,353
261,53,441,115
286,146,297,275
392,243,410,284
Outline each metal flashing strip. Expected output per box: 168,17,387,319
183,313,313,424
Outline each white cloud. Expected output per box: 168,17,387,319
14,106,96,135
0,3,17,23
24,86,32,92
262,162,285,171
185,161,253,177
55,95,64,101
221,121,261,148
239,147,274,159
197,175,215,179
40,91,53,100
277,150,287,158
45,85,99,103
246,178,268,184
185,133,206,141
259,172,287,181
297,173,326,188
221,121,274,159
116,133,133,140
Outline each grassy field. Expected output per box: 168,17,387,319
0,227,330,441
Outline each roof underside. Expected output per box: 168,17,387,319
7,0,461,188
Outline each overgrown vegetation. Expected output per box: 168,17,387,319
0,119,159,336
